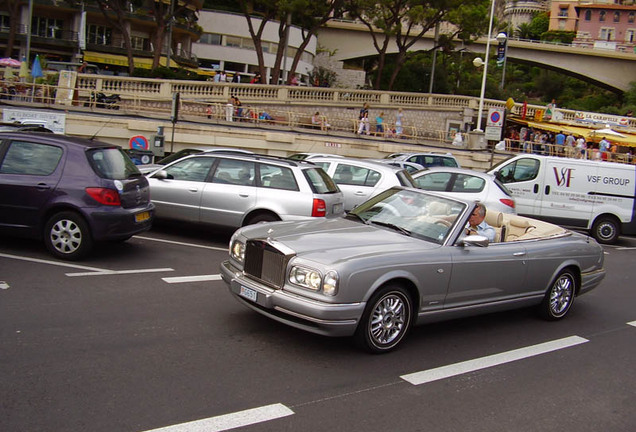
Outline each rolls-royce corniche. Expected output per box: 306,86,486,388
220,187,606,353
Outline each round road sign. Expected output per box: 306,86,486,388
129,135,149,150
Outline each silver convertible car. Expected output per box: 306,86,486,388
220,187,606,353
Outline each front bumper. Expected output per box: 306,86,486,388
220,260,365,337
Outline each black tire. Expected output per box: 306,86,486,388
244,212,280,226
539,269,576,320
44,211,93,260
591,216,620,244
355,284,413,353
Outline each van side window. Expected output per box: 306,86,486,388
498,158,540,183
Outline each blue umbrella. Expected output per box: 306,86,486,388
31,55,43,79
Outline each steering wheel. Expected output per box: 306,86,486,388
434,218,452,228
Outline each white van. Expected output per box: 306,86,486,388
489,154,636,244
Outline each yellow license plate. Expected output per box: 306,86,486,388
135,211,150,223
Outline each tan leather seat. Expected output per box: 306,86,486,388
506,217,531,241
485,210,505,242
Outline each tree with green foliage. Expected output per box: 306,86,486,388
237,0,342,85
150,0,189,69
94,0,136,75
345,0,489,90
515,12,549,41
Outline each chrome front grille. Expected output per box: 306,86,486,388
244,240,288,289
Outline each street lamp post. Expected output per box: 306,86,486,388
496,32,508,90
474,0,497,133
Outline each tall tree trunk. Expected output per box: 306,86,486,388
3,0,20,57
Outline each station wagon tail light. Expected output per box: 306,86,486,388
86,188,121,206
230,239,245,263
289,266,322,291
312,199,326,217
500,198,515,209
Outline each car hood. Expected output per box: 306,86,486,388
237,217,439,263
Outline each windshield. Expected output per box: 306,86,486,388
348,188,466,244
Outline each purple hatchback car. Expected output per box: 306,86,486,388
0,132,154,260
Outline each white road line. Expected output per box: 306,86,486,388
628,321,636,327
66,268,174,277
0,252,106,272
140,403,294,432
163,274,222,283
135,235,228,251
0,252,174,278
400,335,588,386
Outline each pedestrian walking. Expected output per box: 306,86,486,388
225,96,234,122
357,103,370,135
395,108,404,137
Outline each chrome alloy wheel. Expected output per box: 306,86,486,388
370,292,408,346
549,273,574,318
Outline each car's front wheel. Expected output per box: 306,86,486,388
44,211,93,260
539,269,576,320
355,284,413,353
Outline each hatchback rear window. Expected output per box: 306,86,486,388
88,147,141,180
304,167,339,194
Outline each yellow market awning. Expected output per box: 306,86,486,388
511,117,636,148
83,52,167,69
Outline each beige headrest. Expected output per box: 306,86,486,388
510,217,530,228
485,210,503,227
428,201,449,215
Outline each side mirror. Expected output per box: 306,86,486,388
461,235,489,247
152,169,169,180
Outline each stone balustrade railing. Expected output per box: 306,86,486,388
74,74,636,128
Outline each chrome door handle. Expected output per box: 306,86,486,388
513,252,526,256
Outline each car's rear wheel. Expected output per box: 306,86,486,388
539,269,576,320
591,216,620,244
44,211,93,260
355,284,413,353
245,212,280,226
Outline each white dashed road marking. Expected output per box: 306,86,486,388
66,268,174,277
135,235,228,251
162,274,222,283
400,335,589,385
139,403,294,432
0,252,173,277
628,321,636,327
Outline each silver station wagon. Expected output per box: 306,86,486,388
221,187,606,353
147,153,344,228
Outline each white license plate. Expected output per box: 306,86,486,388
239,286,258,302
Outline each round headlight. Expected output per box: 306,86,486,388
323,270,339,296
231,240,245,263
290,266,321,291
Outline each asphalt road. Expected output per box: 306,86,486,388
1,224,635,432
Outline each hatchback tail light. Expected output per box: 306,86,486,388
86,188,121,206
500,198,515,209
312,198,326,217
